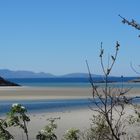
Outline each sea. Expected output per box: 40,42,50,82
0,77,139,115
7,77,140,88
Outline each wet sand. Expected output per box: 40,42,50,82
0,86,139,100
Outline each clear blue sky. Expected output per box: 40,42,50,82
0,0,140,76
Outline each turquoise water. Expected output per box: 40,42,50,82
7,77,140,88
11,81,140,89
97,82,140,89
0,78,139,115
0,99,92,115
0,98,140,115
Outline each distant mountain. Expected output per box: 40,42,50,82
0,69,103,79
61,73,102,78
0,69,55,78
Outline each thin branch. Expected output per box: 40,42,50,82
86,60,106,106
100,42,107,75
119,14,140,30
88,98,105,113
130,62,140,75
119,14,140,37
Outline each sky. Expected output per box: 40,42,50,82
0,0,140,76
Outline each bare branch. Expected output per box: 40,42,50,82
119,14,140,37
130,62,140,75
119,15,140,30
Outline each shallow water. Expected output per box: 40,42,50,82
0,98,140,115
0,99,92,115
8,77,140,88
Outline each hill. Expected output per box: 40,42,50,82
0,69,102,79
61,73,102,78
0,69,55,78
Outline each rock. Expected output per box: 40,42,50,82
0,76,20,86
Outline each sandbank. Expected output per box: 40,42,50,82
0,86,139,100
0,86,92,100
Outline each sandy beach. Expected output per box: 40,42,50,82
0,86,92,100
0,86,139,139
6,108,93,140
0,86,139,100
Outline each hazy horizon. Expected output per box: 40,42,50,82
0,68,138,77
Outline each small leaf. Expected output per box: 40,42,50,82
111,55,115,61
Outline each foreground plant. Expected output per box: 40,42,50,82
36,117,60,140
0,119,13,140
62,128,80,140
86,42,136,140
7,103,30,140
84,114,111,140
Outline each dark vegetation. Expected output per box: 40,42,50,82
0,76,19,86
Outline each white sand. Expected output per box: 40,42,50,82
0,86,139,100
0,86,92,100
6,108,93,140
6,105,140,140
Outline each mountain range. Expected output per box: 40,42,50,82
0,69,102,79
